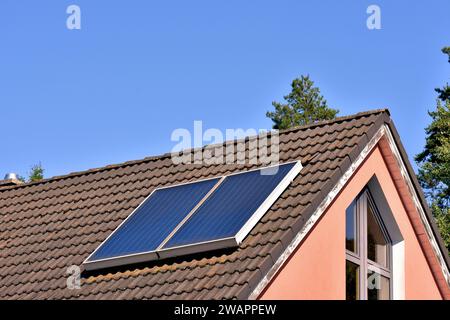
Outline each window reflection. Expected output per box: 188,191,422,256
345,190,392,300
346,201,357,253
367,203,388,268
346,260,359,300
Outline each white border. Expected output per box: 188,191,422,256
249,125,450,299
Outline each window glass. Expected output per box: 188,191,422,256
346,260,359,300
367,270,390,300
367,203,388,267
346,190,392,300
345,201,357,253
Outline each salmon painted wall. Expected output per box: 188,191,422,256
259,144,444,300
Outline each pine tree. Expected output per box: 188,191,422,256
435,47,450,101
416,100,450,208
28,163,44,182
266,75,339,130
416,47,450,251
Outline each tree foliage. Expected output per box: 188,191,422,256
416,100,450,208
432,204,450,251
416,47,450,251
28,163,44,182
266,75,339,130
435,47,450,101
14,163,44,183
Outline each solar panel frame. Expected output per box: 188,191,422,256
158,160,302,260
82,176,222,271
83,161,302,271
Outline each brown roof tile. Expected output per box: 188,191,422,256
2,109,440,299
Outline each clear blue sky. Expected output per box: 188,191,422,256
1,0,449,179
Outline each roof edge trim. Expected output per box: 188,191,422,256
249,124,450,299
248,123,387,299
382,125,450,283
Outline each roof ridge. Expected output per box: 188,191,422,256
278,108,389,134
0,108,390,191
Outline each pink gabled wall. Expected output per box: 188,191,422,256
259,144,447,300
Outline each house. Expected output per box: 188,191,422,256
0,109,448,300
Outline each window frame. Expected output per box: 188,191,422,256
345,189,392,300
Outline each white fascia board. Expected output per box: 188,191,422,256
249,124,450,299
383,125,450,284
249,126,386,299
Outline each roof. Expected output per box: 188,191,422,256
0,109,447,299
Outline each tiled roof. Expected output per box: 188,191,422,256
0,109,441,299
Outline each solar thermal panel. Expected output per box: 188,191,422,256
84,161,302,270
159,162,301,259
84,177,220,270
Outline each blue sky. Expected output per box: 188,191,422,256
1,0,449,179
